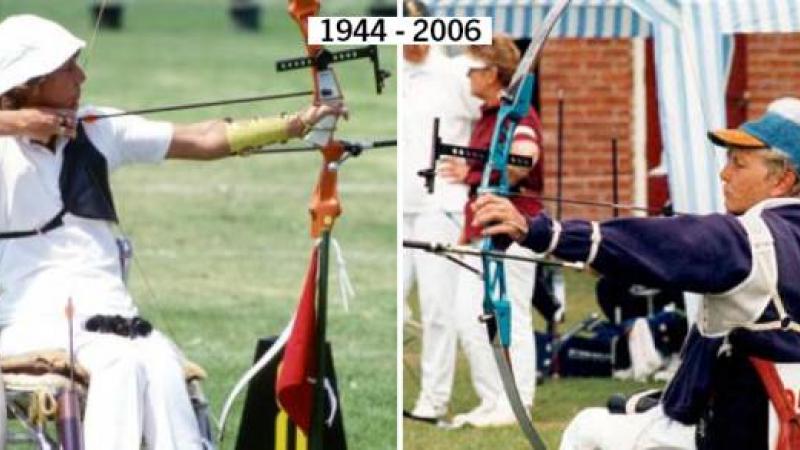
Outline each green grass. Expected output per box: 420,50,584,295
404,270,664,449
1,2,396,449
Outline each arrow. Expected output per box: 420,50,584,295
80,90,313,122
403,239,585,270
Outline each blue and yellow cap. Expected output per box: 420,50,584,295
708,97,800,170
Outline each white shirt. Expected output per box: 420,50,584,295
0,106,172,325
402,48,480,213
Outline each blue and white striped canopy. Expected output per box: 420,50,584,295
424,0,800,215
424,1,800,44
629,0,800,214
424,0,650,38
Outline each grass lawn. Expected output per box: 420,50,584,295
0,1,397,449
404,270,664,449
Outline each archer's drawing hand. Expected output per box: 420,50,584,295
9,108,77,141
472,193,529,242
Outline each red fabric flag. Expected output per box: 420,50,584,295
276,246,319,433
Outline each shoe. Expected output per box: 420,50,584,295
653,355,681,382
612,367,634,380
450,402,519,428
403,409,440,425
448,403,491,428
403,397,446,424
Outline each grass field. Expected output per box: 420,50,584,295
0,1,397,449
404,270,664,449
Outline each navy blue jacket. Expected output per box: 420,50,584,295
521,207,800,447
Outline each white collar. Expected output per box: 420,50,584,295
747,197,800,214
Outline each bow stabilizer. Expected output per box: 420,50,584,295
277,45,389,95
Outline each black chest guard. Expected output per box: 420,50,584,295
59,124,118,223
0,125,118,240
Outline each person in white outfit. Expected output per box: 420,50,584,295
402,0,481,422
0,14,341,450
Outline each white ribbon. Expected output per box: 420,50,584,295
217,314,295,442
331,238,355,313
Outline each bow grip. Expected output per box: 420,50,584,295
304,67,343,147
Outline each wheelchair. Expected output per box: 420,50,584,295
0,350,216,450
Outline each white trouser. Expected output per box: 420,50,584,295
455,242,536,410
559,405,696,450
0,318,204,450
403,210,463,410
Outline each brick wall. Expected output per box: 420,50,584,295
538,39,635,220
746,33,800,118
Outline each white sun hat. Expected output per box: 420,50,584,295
0,15,85,96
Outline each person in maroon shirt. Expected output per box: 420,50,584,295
438,34,543,428
441,40,544,243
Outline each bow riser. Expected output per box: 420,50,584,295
287,0,345,237
287,0,343,147
478,74,536,348
480,254,511,347
307,70,343,147
478,74,536,196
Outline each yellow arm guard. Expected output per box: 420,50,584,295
225,116,296,155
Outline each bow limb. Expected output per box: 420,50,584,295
492,344,546,448
288,0,320,46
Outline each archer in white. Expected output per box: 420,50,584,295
0,14,342,450
401,0,482,423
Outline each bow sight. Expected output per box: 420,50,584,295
417,117,535,194
276,44,390,95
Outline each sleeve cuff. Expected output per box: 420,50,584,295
521,213,556,253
